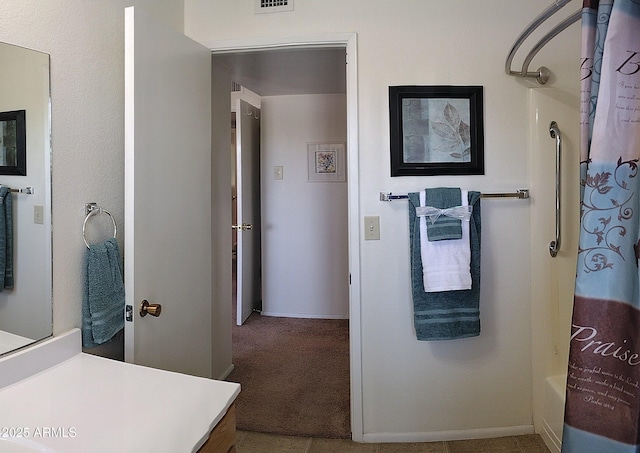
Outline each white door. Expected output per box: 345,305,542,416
124,7,213,378
235,99,261,325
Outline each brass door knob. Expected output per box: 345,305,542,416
140,300,162,317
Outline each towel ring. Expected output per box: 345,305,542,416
83,206,117,249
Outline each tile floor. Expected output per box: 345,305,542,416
234,431,552,453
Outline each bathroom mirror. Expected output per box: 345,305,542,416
0,42,52,356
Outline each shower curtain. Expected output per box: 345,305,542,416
562,1,640,452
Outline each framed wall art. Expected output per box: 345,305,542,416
389,86,484,176
0,110,26,176
307,142,346,182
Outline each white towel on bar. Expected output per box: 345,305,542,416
418,190,472,292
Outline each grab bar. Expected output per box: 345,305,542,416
549,121,561,257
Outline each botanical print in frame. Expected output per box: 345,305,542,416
0,110,26,176
307,142,346,182
389,86,484,176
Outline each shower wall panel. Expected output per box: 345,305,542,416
529,87,580,452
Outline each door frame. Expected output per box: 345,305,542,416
205,33,362,441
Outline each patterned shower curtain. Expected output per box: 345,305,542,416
562,1,640,452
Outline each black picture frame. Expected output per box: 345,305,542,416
0,110,26,176
389,86,484,176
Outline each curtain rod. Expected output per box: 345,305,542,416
505,0,580,84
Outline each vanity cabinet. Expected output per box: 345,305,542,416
197,404,236,453
0,330,241,453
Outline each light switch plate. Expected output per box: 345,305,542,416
364,216,380,240
274,166,283,180
34,205,44,224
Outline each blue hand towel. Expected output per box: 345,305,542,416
82,237,125,348
0,187,13,291
424,187,463,241
408,191,481,340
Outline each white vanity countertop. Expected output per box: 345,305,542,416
0,331,34,356
0,330,240,453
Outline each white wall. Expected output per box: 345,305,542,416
185,0,581,441
0,43,50,340
260,94,348,318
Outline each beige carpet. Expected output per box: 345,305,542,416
226,311,350,439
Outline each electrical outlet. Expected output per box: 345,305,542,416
364,216,380,240
274,166,283,180
34,205,44,224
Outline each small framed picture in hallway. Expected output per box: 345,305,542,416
307,142,346,182
389,85,484,176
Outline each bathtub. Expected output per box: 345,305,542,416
542,374,566,453
0,330,34,355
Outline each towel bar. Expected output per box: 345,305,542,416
0,186,33,194
380,189,529,202
10,187,33,194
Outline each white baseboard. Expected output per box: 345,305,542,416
216,363,235,381
362,424,534,444
260,311,348,320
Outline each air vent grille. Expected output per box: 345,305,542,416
255,0,293,14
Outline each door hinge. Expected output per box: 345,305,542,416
125,305,133,322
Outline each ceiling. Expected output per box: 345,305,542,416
212,47,346,96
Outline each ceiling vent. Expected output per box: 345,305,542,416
255,0,293,14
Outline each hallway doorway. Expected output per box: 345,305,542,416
208,32,362,440
216,43,352,437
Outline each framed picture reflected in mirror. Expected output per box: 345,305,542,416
0,110,26,176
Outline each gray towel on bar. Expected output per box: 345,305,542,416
82,238,125,348
408,191,481,340
424,187,463,241
0,187,13,291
